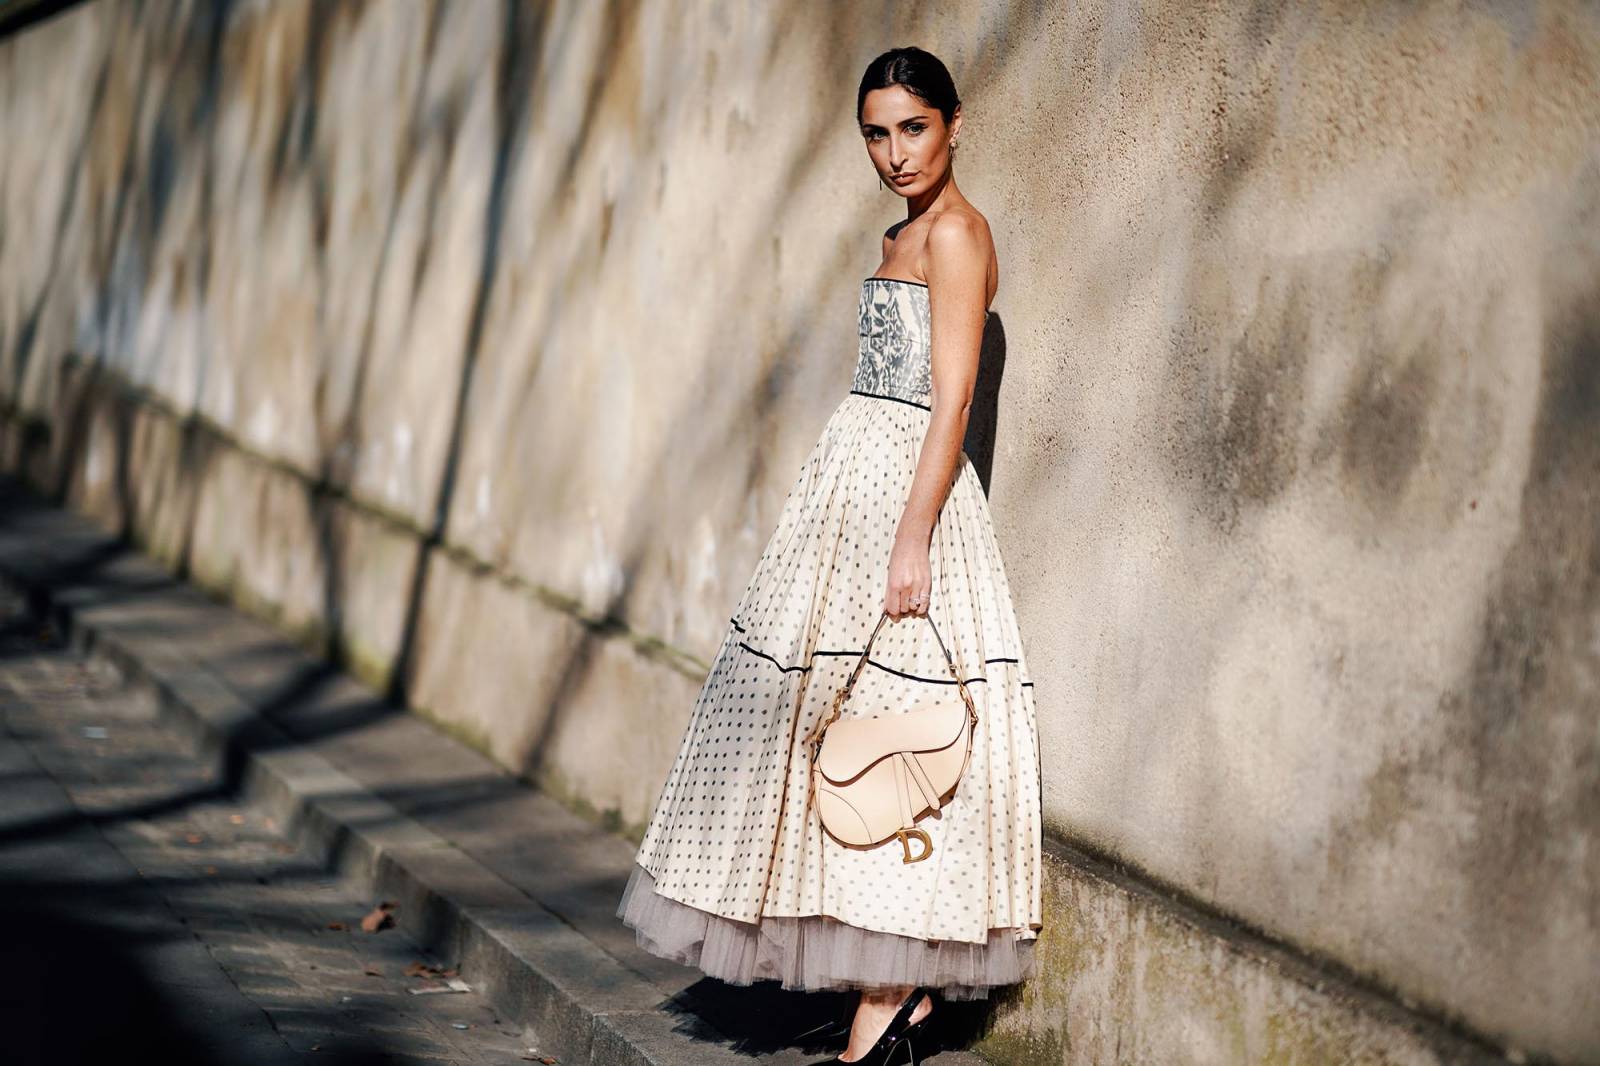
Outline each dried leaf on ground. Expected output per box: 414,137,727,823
359,901,396,932
406,977,471,995
403,961,458,978
325,921,346,931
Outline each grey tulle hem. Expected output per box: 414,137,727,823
616,863,1036,1000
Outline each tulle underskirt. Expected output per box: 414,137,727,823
616,863,1036,1000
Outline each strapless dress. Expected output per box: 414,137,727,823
618,276,1043,999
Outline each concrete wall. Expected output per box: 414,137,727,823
1,1,1595,1062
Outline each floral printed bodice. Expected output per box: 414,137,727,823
853,278,933,408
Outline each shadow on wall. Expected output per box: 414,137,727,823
0,0,86,39
1439,293,1600,968
964,312,1010,495
5,0,545,759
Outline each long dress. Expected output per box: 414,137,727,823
616,275,1044,1000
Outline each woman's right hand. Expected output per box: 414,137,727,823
883,529,932,619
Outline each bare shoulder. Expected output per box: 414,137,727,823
926,205,998,299
927,208,990,259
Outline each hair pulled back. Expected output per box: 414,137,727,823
856,46,961,125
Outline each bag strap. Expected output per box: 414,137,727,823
805,607,979,753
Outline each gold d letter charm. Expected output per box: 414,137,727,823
897,828,933,864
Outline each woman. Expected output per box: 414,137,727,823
617,46,1043,1065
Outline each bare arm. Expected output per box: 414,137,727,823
883,214,989,618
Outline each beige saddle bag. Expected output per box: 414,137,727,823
803,609,979,864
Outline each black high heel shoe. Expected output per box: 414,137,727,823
806,986,933,1065
790,1007,851,1045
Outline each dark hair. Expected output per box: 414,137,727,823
856,47,961,125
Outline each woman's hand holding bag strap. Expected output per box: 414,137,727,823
803,607,980,864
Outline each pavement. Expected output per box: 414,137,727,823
0,477,993,1066
0,589,539,1065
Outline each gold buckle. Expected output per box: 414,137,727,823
896,828,932,864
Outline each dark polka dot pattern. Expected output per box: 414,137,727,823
627,278,1044,966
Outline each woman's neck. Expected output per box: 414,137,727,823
905,171,962,222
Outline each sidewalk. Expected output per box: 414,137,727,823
0,477,991,1066
0,583,541,1065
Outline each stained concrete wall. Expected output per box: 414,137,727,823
1,1,1596,1062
